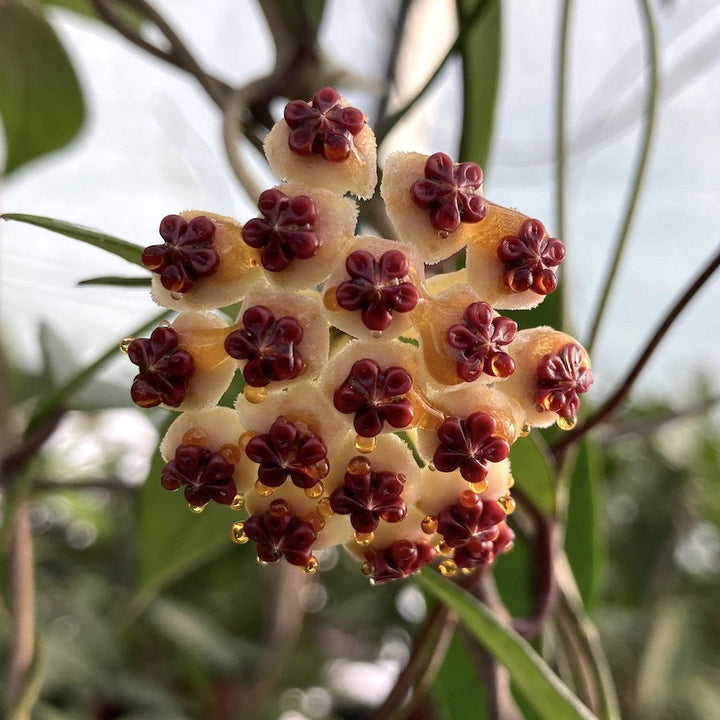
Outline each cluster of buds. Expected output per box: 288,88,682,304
123,87,593,583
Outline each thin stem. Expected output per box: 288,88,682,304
90,0,231,108
553,242,720,456
375,0,494,146
555,0,573,249
585,0,659,353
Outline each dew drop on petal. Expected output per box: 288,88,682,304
219,443,241,465
231,494,245,510
255,480,275,497
421,515,438,534
237,431,256,452
119,337,134,354
520,424,531,436
305,482,324,499
318,498,334,517
189,503,206,514
304,556,319,574
498,495,516,514
347,456,372,475
557,415,577,431
231,521,248,543
469,480,488,495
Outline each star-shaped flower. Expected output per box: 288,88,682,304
284,86,366,162
497,218,566,295
329,462,407,533
160,443,237,508
244,500,317,566
244,416,328,490
410,152,487,233
141,214,219,293
433,412,510,484
224,306,305,387
364,539,437,584
536,343,594,419
446,302,517,382
333,359,414,437
241,189,319,272
127,326,195,408
335,250,419,332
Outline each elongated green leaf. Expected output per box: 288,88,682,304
434,632,486,718
0,0,85,174
456,0,502,168
510,431,556,516
1,213,145,267
418,571,598,720
78,275,151,287
565,439,603,608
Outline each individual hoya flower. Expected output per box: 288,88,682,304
497,218,566,295
225,305,305,388
362,538,437,584
241,189,319,272
381,151,486,264
433,412,511,485
264,89,377,199
127,326,194,408
283,86,366,162
244,416,329,491
410,152,487,234
536,342,594,420
333,358,414,438
446,301,517,382
323,236,423,340
145,211,261,311
243,498,318,568
142,214,219,294
161,443,237,509
501,328,593,429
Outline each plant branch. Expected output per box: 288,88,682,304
553,242,720,456
554,0,573,250
90,0,231,108
585,0,659,353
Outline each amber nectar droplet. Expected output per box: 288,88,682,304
557,415,577,431
318,498,334,517
460,490,480,508
421,515,438,534
354,435,377,454
119,337,134,354
304,482,324,499
354,531,374,546
304,556,319,574
498,495,516,515
470,480,488,495
323,286,341,312
189,503,206,514
231,521,248,544
182,428,209,447
244,385,267,404
231,494,245,510
255,480,275,497
439,559,457,577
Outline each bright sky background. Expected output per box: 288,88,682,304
2,0,720,411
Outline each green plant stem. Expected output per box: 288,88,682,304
553,242,720,456
555,0,573,254
585,0,659,353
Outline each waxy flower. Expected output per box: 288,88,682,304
536,343,594,419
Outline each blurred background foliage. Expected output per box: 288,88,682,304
1,1,719,719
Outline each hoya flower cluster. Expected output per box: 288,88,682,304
125,87,593,583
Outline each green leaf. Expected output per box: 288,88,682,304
434,632,486,718
134,439,238,609
78,275,152,288
510,431,556,516
40,0,96,17
0,0,85,174
456,0,502,168
418,571,598,720
1,213,145,267
564,439,603,609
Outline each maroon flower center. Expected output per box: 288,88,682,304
224,306,305,387
536,343,594,419
410,152,487,234
364,539,437,584
497,218,566,295
160,443,236,508
329,461,407,533
241,189,319,273
436,497,507,568
433,412,510,484
335,249,419,332
446,302,517,382
333,359,414,437
284,86,366,162
141,214,219,294
244,500,317,566
244,416,328,490
127,326,195,408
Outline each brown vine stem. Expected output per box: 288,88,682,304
90,0,231,108
552,242,720,457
